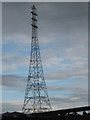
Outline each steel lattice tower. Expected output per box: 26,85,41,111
22,5,52,114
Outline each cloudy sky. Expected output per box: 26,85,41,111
2,2,88,113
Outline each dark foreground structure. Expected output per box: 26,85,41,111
2,106,90,120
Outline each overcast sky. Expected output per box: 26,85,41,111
2,2,88,113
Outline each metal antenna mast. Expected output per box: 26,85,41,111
22,5,52,114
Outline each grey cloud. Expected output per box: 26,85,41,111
2,74,88,112
2,2,88,73
2,101,23,113
2,71,87,91
2,74,88,101
46,68,87,80
50,95,87,110
2,94,87,113
2,52,29,73
48,86,64,91
2,2,88,46
2,75,27,91
41,49,88,71
48,82,88,93
48,81,88,100
50,82,88,107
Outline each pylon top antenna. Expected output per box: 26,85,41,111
32,5,36,9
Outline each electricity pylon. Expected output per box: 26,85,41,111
22,5,52,114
